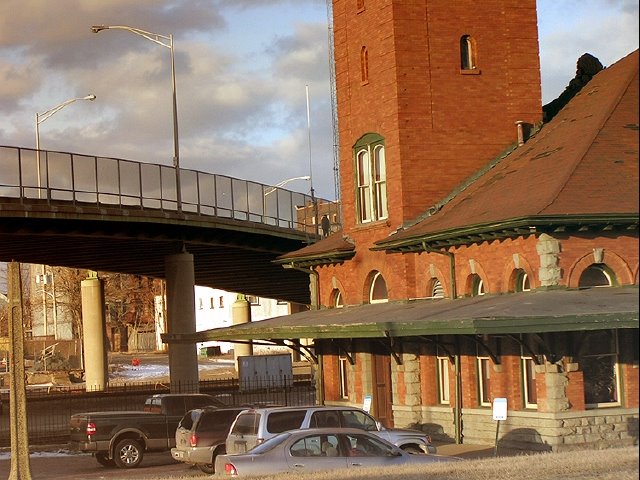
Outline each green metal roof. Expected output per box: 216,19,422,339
163,286,638,344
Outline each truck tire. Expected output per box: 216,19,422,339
95,452,116,467
113,438,144,468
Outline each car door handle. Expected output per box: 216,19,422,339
351,463,363,466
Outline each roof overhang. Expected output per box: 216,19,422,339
162,286,639,344
374,214,639,252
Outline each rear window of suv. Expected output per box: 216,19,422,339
231,412,261,435
265,410,307,434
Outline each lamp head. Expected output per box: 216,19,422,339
85,94,97,101
91,25,108,33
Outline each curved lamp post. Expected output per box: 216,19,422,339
264,175,311,197
91,24,182,211
35,94,96,198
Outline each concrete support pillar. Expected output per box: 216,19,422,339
81,273,107,392
8,262,33,479
165,252,199,393
232,295,252,372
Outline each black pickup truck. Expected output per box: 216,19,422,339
69,393,226,468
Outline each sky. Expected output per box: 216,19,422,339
0,0,638,202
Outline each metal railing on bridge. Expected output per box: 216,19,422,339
0,146,340,234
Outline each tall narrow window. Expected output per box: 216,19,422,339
332,289,344,308
373,146,387,218
360,46,369,83
513,269,531,292
339,355,349,399
522,357,537,407
369,271,388,303
469,274,485,297
477,356,491,406
354,133,387,224
437,347,450,404
460,35,476,70
357,0,365,11
357,149,372,222
579,330,620,407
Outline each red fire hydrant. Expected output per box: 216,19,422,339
131,357,140,367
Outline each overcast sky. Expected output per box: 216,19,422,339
0,0,637,202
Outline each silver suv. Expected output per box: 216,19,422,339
225,405,436,456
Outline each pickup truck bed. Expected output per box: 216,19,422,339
69,393,225,468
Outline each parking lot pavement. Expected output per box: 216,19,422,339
0,450,206,480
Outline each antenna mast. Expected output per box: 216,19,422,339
326,0,340,203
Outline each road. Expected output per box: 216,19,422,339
0,450,207,479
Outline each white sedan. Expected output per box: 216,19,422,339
215,427,460,477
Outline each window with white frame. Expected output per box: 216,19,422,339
579,330,621,407
354,134,387,224
338,355,349,399
520,340,538,408
209,297,215,309
369,271,388,303
436,347,450,404
198,298,204,310
477,352,491,406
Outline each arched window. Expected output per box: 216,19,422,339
460,35,476,70
360,46,369,83
429,278,445,299
579,264,616,288
369,271,388,303
357,0,365,12
513,269,531,292
354,133,387,223
469,274,485,297
332,289,344,308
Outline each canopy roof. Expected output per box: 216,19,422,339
163,286,638,345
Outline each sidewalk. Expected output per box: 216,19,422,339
434,441,537,459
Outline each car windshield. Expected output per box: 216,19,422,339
249,432,291,454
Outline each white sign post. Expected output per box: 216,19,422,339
362,394,372,413
492,398,507,456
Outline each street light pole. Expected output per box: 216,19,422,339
35,94,96,199
91,24,182,212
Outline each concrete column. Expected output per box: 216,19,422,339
81,273,107,392
8,262,33,479
232,295,252,372
165,252,199,393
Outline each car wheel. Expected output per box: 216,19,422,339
402,446,424,455
198,462,215,474
95,452,116,468
113,438,144,468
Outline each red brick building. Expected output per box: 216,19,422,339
190,1,639,451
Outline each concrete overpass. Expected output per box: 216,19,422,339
0,145,339,390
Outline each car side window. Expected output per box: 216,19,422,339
290,435,322,457
310,411,341,428
340,410,378,431
266,410,307,434
346,433,393,457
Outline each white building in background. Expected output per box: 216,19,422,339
194,287,291,356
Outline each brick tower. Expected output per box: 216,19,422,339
332,0,543,234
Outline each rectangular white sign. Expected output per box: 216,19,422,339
492,397,507,420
